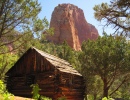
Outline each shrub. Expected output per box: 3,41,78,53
0,80,14,100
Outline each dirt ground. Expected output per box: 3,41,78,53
12,96,34,100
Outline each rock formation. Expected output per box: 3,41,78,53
47,3,99,50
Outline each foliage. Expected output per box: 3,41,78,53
31,84,52,100
119,81,130,100
0,0,54,54
55,41,79,69
0,54,18,80
102,97,114,100
79,34,130,97
0,0,44,54
93,0,130,36
40,96,52,100
87,75,103,100
31,84,41,100
0,80,14,100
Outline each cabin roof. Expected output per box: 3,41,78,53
7,47,82,76
32,47,82,76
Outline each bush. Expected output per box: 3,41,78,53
102,97,114,100
31,84,52,100
0,80,14,100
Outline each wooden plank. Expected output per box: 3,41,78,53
39,91,55,96
37,80,55,84
39,84,54,87
11,90,32,95
10,86,31,90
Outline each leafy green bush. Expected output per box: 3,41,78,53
0,80,14,100
102,97,114,100
31,84,52,100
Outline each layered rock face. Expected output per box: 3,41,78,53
47,4,99,50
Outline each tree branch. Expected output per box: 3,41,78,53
0,34,23,47
0,0,7,18
0,10,7,38
2,18,24,36
0,41,25,55
109,75,128,96
105,16,129,31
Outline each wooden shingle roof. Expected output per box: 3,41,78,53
32,47,82,76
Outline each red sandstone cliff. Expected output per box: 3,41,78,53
47,4,99,50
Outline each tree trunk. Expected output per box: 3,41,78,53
103,86,108,97
93,94,97,100
103,78,108,97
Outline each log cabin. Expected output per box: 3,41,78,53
6,47,85,100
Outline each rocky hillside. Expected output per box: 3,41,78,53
47,4,99,50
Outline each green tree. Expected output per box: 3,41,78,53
79,34,130,97
55,41,80,69
93,0,130,36
0,0,45,54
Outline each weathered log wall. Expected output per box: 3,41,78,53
54,71,85,100
37,72,56,98
6,76,32,97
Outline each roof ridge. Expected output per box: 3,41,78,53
32,47,71,66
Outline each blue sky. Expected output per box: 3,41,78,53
38,0,114,36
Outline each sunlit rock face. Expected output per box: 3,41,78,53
47,4,99,50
